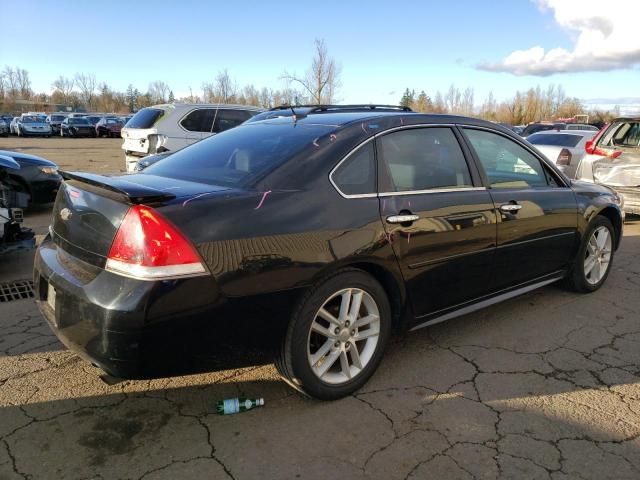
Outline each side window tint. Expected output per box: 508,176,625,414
214,110,251,133
379,128,472,192
332,143,375,196
464,129,550,188
180,109,214,132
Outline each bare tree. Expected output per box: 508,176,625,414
215,69,237,103
148,81,171,104
282,39,341,104
52,76,75,105
75,73,97,109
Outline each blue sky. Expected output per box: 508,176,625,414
2,0,639,109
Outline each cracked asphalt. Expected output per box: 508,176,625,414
0,219,638,479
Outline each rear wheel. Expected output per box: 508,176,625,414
276,269,391,400
565,215,615,292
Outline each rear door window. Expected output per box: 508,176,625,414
464,128,554,188
180,108,216,133
378,127,473,192
213,109,253,133
126,108,164,129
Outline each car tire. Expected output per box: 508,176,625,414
564,215,615,293
276,268,391,400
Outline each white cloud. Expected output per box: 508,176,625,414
478,0,640,75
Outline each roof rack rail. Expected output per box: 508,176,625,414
269,104,413,113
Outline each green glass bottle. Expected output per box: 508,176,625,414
216,397,265,415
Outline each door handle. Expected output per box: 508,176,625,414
499,203,522,213
386,214,420,224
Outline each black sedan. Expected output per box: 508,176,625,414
34,107,623,399
60,117,96,137
0,150,61,204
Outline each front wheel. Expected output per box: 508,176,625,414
276,269,391,400
565,215,615,292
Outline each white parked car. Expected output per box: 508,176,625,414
121,103,262,172
576,117,640,216
526,130,597,179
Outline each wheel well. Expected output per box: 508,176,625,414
598,207,623,249
349,262,407,332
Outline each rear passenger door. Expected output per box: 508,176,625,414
377,126,497,318
461,127,578,290
179,108,216,147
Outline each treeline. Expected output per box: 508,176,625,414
0,64,622,125
400,84,620,125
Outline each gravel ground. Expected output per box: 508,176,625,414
1,136,640,479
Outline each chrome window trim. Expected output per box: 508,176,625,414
378,187,487,197
328,136,377,199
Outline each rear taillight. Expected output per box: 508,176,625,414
585,125,622,159
557,148,572,166
106,205,206,280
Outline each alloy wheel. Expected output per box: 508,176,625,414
307,288,380,384
584,226,612,285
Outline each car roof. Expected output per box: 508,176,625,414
257,111,503,130
151,103,263,111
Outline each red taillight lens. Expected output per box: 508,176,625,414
557,148,572,166
585,126,621,159
106,205,206,280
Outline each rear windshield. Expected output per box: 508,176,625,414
527,133,584,147
51,115,66,121
126,108,165,129
144,123,335,188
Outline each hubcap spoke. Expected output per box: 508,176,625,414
310,339,333,366
317,308,341,326
338,290,352,322
311,320,335,339
348,291,363,322
596,229,609,249
339,350,351,379
354,314,379,329
584,256,597,275
350,345,363,369
315,349,341,377
356,328,380,340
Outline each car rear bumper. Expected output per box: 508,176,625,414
33,236,221,378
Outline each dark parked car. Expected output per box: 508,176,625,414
46,113,68,135
60,117,96,137
34,108,623,400
95,117,124,138
0,150,61,204
85,115,102,126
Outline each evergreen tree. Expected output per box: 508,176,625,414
168,90,175,103
400,88,415,108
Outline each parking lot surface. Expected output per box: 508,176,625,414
1,137,640,479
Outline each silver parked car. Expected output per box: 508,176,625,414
527,130,597,179
16,115,52,137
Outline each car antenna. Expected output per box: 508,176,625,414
290,106,297,124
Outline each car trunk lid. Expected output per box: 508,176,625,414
51,172,229,267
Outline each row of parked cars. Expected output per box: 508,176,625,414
0,112,133,139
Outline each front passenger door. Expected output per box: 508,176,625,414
377,126,497,318
462,127,578,290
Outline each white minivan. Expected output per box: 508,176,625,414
121,103,262,172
